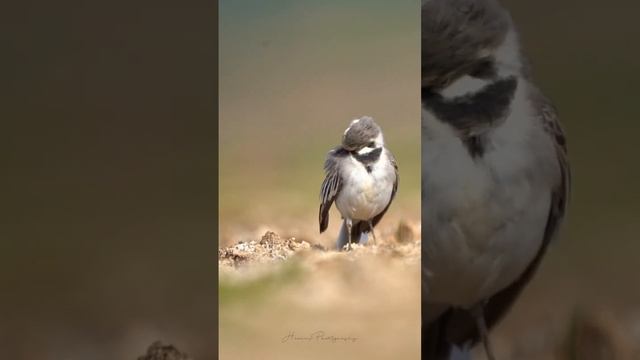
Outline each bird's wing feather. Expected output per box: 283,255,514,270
371,149,399,228
480,99,569,335
319,148,346,233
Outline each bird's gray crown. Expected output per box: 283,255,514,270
342,116,382,151
422,0,512,90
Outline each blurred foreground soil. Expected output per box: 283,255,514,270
219,220,421,360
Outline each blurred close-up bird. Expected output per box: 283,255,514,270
319,116,399,251
421,0,570,359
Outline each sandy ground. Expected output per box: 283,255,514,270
219,220,421,360
219,219,640,360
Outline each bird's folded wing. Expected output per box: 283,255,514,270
477,106,569,342
538,92,570,244
371,149,399,228
319,148,345,233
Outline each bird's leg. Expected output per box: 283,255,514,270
472,302,496,360
368,220,377,245
345,219,353,251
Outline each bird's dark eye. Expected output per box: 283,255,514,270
468,58,497,79
368,141,375,147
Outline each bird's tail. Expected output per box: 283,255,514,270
335,220,371,250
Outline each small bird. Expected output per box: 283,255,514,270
319,116,398,251
421,0,570,359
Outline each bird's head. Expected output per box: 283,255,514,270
342,116,384,155
422,0,524,94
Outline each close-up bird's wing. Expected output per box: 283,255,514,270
319,148,346,233
477,89,570,343
371,149,399,228
537,91,571,239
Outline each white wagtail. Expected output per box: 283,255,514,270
319,116,399,251
421,0,570,359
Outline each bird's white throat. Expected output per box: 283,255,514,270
441,76,491,98
357,132,385,155
357,146,379,155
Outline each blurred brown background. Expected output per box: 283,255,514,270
2,0,218,359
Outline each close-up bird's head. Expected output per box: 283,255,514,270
341,116,384,154
422,0,523,94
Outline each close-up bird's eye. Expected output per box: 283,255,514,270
368,141,375,147
468,58,497,79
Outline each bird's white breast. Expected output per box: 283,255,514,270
422,81,560,308
336,150,395,221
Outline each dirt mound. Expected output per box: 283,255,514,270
137,342,190,360
218,221,420,271
218,231,316,268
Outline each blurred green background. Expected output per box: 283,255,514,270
219,0,421,247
